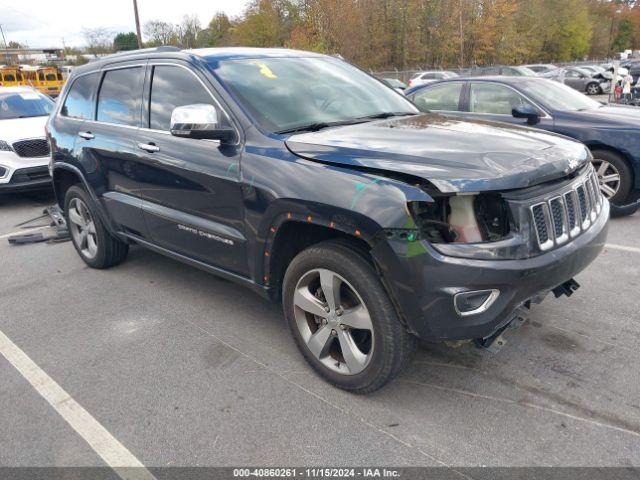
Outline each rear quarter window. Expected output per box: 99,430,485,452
61,72,100,120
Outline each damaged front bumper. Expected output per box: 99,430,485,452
371,199,609,342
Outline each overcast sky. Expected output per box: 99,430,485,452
0,0,250,48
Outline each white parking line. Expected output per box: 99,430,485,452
0,329,155,480
0,226,49,240
606,243,640,254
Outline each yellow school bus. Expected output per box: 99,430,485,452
21,66,64,97
0,66,26,87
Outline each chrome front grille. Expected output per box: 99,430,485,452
530,167,603,251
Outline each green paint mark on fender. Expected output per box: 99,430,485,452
350,178,381,209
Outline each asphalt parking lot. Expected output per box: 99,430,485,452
1,190,639,470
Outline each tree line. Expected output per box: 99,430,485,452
96,0,640,70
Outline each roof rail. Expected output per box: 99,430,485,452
154,46,181,52
89,46,183,62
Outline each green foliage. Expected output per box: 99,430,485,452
202,13,233,46
613,18,634,51
139,0,640,69
113,32,139,51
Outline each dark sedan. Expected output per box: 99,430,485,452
405,77,640,215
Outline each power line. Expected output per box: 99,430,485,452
0,1,54,29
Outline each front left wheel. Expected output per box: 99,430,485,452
283,240,415,393
64,185,129,269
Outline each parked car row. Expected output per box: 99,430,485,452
0,47,628,393
403,62,623,96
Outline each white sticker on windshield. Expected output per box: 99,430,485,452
19,93,40,100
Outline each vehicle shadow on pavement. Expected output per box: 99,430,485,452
0,190,55,208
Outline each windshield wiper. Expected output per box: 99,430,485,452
275,112,418,134
357,111,418,120
276,119,367,134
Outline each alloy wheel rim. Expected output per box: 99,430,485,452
592,159,621,199
587,84,599,94
68,198,98,259
293,268,374,375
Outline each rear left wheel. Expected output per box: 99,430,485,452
65,185,129,268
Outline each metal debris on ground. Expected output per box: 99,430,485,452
7,204,70,246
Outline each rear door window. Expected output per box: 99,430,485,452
411,82,463,112
97,67,143,127
61,72,100,119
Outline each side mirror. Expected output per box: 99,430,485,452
512,104,540,125
170,104,236,143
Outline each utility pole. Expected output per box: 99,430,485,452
133,0,142,49
0,24,9,65
459,0,464,69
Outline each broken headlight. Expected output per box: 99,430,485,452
408,194,529,260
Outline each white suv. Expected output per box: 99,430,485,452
0,86,54,192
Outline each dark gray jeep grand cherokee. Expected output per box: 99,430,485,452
47,47,609,392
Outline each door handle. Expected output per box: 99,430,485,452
137,142,160,153
78,131,94,140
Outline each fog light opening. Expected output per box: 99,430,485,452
454,289,500,317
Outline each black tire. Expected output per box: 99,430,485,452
590,149,633,206
610,202,639,218
586,82,601,95
64,185,129,268
283,240,416,393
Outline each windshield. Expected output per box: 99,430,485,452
212,56,417,133
0,91,55,119
525,80,602,111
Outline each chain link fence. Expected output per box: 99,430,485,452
371,60,615,84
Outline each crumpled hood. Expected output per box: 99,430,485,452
0,116,48,143
285,114,589,193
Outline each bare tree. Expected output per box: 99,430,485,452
143,20,179,46
82,27,113,56
178,15,201,48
